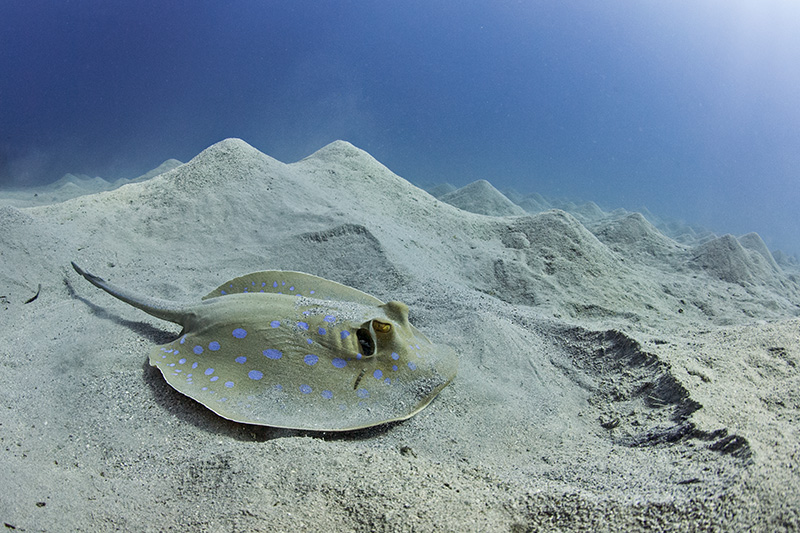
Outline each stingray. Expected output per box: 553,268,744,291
71,262,458,431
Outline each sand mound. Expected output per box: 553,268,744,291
425,182,457,198
46,172,110,191
1,139,798,532
592,212,685,264
774,249,800,275
439,179,526,216
691,234,771,285
129,158,183,183
567,201,606,224
516,191,549,213
0,159,182,209
485,210,628,309
738,232,780,271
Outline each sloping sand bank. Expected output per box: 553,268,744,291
1,139,797,531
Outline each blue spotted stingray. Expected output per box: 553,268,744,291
71,262,458,431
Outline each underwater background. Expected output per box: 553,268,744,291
1,1,798,256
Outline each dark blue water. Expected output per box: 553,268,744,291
1,1,798,255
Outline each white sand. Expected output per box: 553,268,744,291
1,139,798,531
0,159,182,209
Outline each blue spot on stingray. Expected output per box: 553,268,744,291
391,352,399,360
289,286,295,291
384,378,391,384
224,381,234,388
192,362,198,369
373,369,383,380
321,390,333,400
204,368,214,375
415,344,421,350
297,321,309,330
270,320,280,328
193,346,203,355
178,358,186,365
220,290,227,295
248,370,263,380
310,290,315,294
273,281,278,288
356,353,362,360
208,341,221,351
341,331,350,340
318,327,327,335
408,362,417,371
324,315,335,323
168,363,175,367
232,328,247,339
179,335,186,344
299,384,312,394
304,354,319,366
357,388,369,399
261,282,266,287
281,281,286,286
235,356,246,364
210,376,219,382
264,348,282,360
307,339,313,344
392,365,398,371
274,384,283,391
332,358,347,368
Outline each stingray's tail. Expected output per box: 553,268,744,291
71,262,190,325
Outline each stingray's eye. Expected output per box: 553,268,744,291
372,320,392,334
356,328,375,356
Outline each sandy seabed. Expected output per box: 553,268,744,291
1,139,798,532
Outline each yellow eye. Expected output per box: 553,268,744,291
372,320,392,333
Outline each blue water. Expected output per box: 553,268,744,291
1,1,798,256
